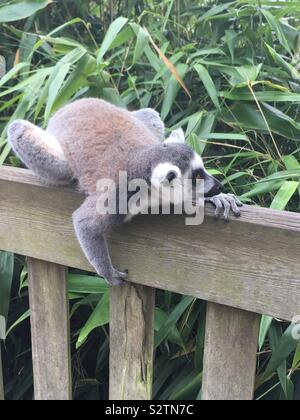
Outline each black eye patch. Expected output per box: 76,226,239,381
166,171,177,182
192,168,206,185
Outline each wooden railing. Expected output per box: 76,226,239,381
0,165,300,400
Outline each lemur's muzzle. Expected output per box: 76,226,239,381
204,175,224,198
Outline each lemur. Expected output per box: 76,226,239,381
7,98,242,285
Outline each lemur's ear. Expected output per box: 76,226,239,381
164,128,185,144
132,108,165,141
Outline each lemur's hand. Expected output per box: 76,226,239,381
205,193,243,221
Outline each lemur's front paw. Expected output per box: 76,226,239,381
106,268,129,286
205,193,243,221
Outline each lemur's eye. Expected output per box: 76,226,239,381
166,171,177,182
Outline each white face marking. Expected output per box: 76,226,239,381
190,153,204,171
151,162,182,190
189,153,217,195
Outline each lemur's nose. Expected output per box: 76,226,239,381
166,171,177,182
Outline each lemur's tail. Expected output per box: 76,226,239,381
8,120,74,186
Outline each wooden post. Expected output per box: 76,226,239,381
202,303,260,400
27,258,72,400
0,344,4,400
109,283,155,400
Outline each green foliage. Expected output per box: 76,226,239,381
0,251,14,339
0,0,300,400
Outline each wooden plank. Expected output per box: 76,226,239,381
1,166,300,232
28,258,71,400
0,344,4,400
109,284,155,400
0,166,300,320
202,303,260,400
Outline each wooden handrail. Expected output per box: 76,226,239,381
0,165,299,320
0,165,299,400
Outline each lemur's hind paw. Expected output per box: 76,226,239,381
108,268,129,286
205,193,243,221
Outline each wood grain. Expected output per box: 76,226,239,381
109,284,155,400
202,303,260,400
28,258,71,400
0,345,4,401
0,166,300,320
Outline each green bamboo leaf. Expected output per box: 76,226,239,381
51,54,96,113
266,323,296,399
270,181,299,210
223,29,237,63
262,10,292,54
292,343,300,371
185,111,204,138
222,90,300,102
44,47,86,120
0,0,52,23
109,25,135,50
68,274,108,294
97,16,128,63
241,180,283,199
155,296,194,348
0,252,14,339
154,308,185,348
0,62,28,87
0,67,52,99
199,1,235,20
282,155,300,171
259,316,273,351
234,64,262,85
264,323,300,378
168,371,202,400
282,155,300,195
0,55,5,78
161,63,188,120
48,18,83,37
194,64,220,110
70,294,103,317
44,62,70,121
133,25,149,64
265,43,300,79
6,310,30,338
205,133,249,141
221,102,300,141
76,292,109,349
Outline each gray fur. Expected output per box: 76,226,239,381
8,120,73,186
7,98,242,285
126,143,194,183
132,108,165,141
73,195,127,285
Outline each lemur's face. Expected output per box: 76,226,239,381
151,129,223,202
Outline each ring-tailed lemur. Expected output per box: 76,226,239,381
7,98,242,285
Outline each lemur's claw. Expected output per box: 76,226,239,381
206,193,243,221
109,277,127,286
117,269,129,279
108,268,129,285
